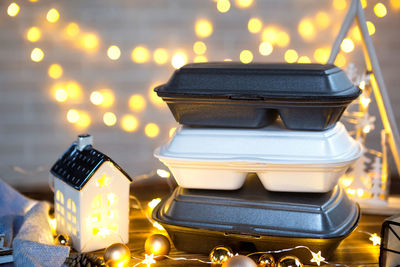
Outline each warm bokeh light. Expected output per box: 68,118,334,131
131,46,150,63
334,53,347,68
121,115,139,132
81,33,99,51
333,0,347,10
193,41,207,55
248,18,263,34
7,3,20,17
315,11,331,29
217,0,231,13
97,89,114,107
341,38,355,53
390,0,400,10
153,48,169,65
298,56,311,63
31,48,44,62
67,109,80,123
367,21,376,35
195,19,213,38
148,198,162,209
169,127,176,137
107,45,121,60
145,123,160,138
76,111,91,129
65,22,80,38
48,64,63,79
26,27,41,42
46,8,60,23
171,51,188,69
224,58,232,61
276,31,290,47
194,55,208,63
284,49,298,63
259,42,273,56
313,47,330,64
235,0,253,8
149,82,165,107
351,26,362,41
360,95,371,108
65,81,82,101
90,91,104,106
262,27,278,44
361,0,367,8
374,3,387,18
54,87,68,102
298,18,316,41
129,94,146,112
239,50,253,64
103,112,117,126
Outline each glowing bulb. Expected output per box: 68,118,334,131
121,115,138,132
195,19,213,38
65,81,82,101
276,31,290,47
374,3,387,18
153,48,168,65
361,0,367,8
298,56,311,63
217,0,231,13
157,169,171,178
262,27,278,44
48,64,63,79
367,21,376,35
357,188,365,197
360,96,371,108
351,26,362,42
248,18,262,34
310,251,325,266
107,45,121,60
369,233,381,246
148,198,162,209
103,112,117,126
82,33,99,51
129,94,146,112
259,42,273,56
76,111,91,129
315,11,331,29
359,81,366,90
90,91,104,106
46,8,60,23
193,41,207,55
194,55,208,63
333,0,347,10
313,47,330,64
171,51,188,69
142,254,156,267
284,49,298,63
65,23,80,37
363,125,371,134
235,0,253,8
26,27,41,42
346,188,356,196
7,3,20,17
55,88,67,102
31,48,44,62
341,38,355,53
298,18,316,41
145,123,160,138
67,109,80,123
340,175,354,187
240,50,253,64
131,46,150,63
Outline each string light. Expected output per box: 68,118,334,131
194,55,207,63
103,112,117,126
315,11,331,29
313,47,330,64
284,49,298,63
361,0,367,8
26,27,41,42
276,31,290,47
374,3,388,18
310,251,325,266
132,46,150,63
76,111,91,129
334,53,347,68
121,115,139,132
67,109,80,123
141,254,156,267
171,51,187,69
262,26,278,44
298,18,315,41
224,58,232,61
367,21,376,35
81,33,99,51
369,233,381,246
235,0,254,8
298,56,311,63
107,45,121,60
48,64,63,79
129,94,146,112
333,0,347,10
248,18,263,34
31,48,44,62
351,26,362,41
341,38,355,53
46,8,60,23
193,41,207,55
65,81,82,101
144,123,160,138
259,42,273,56
90,91,104,106
153,48,168,65
239,50,253,64
65,22,80,38
217,0,231,13
7,3,20,17
195,19,213,38
360,96,371,108
54,87,68,102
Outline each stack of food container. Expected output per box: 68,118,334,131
152,62,363,262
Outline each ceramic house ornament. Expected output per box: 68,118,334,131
50,134,132,252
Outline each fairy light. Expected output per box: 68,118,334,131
239,50,253,64
339,175,354,187
341,38,355,53
26,27,41,42
334,53,347,68
65,81,82,101
359,80,366,90
90,91,104,106
361,0,367,8
310,251,325,266
76,111,91,129
81,33,99,51
313,47,330,64
248,18,263,34
67,109,80,123
153,48,168,65
55,87,68,102
7,3,20,17
171,51,187,69
259,42,273,56
217,0,231,13
129,94,146,112
360,96,371,108
65,22,80,38
315,11,331,29
48,64,63,79
152,222,165,231
363,124,372,134
235,0,254,8
276,31,290,48
195,19,213,38
31,48,44,62
391,0,400,10
148,198,162,209
262,27,278,44
367,21,376,35
103,112,117,126
298,18,315,41
369,233,381,246
157,169,171,178
145,123,160,138
46,8,60,23
131,46,150,63
284,49,298,63
107,45,121,60
193,41,207,55
351,26,362,41
194,56,207,63
374,3,387,18
49,218,57,235
141,254,156,267
357,188,365,198
333,0,347,10
297,56,310,63
121,115,139,132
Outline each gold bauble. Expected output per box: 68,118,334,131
209,246,234,264
54,234,70,246
144,234,171,260
221,255,257,267
277,256,303,267
104,243,131,267
258,253,276,267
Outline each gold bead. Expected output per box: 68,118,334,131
144,234,170,260
54,234,70,246
209,246,234,264
104,243,131,267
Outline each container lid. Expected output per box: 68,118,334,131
155,62,360,102
153,174,360,239
155,121,362,165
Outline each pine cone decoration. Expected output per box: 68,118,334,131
63,253,105,267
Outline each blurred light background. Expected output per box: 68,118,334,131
1,0,400,188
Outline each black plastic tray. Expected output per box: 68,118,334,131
152,174,360,263
155,62,361,130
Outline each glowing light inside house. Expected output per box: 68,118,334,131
132,46,150,63
262,27,278,44
374,3,387,18
195,19,213,38
103,112,117,126
313,47,330,64
48,64,63,79
107,45,121,60
65,22,80,38
276,31,290,47
46,8,60,23
248,18,263,34
7,3,20,17
298,18,316,41
194,55,208,63
107,193,117,206
121,115,139,132
129,94,146,112
239,50,253,64
259,42,273,56
26,27,41,42
171,51,188,69
298,56,311,63
217,0,231,13
315,11,331,29
96,174,110,188
193,41,207,55
145,123,160,138
367,21,376,35
31,48,44,62
157,169,171,178
235,0,254,8
284,49,298,63
82,33,99,51
67,109,80,123
153,48,169,65
333,0,347,10
341,38,355,53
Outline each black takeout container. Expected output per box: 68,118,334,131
152,174,360,263
155,62,361,130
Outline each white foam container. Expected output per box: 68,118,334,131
154,122,363,192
